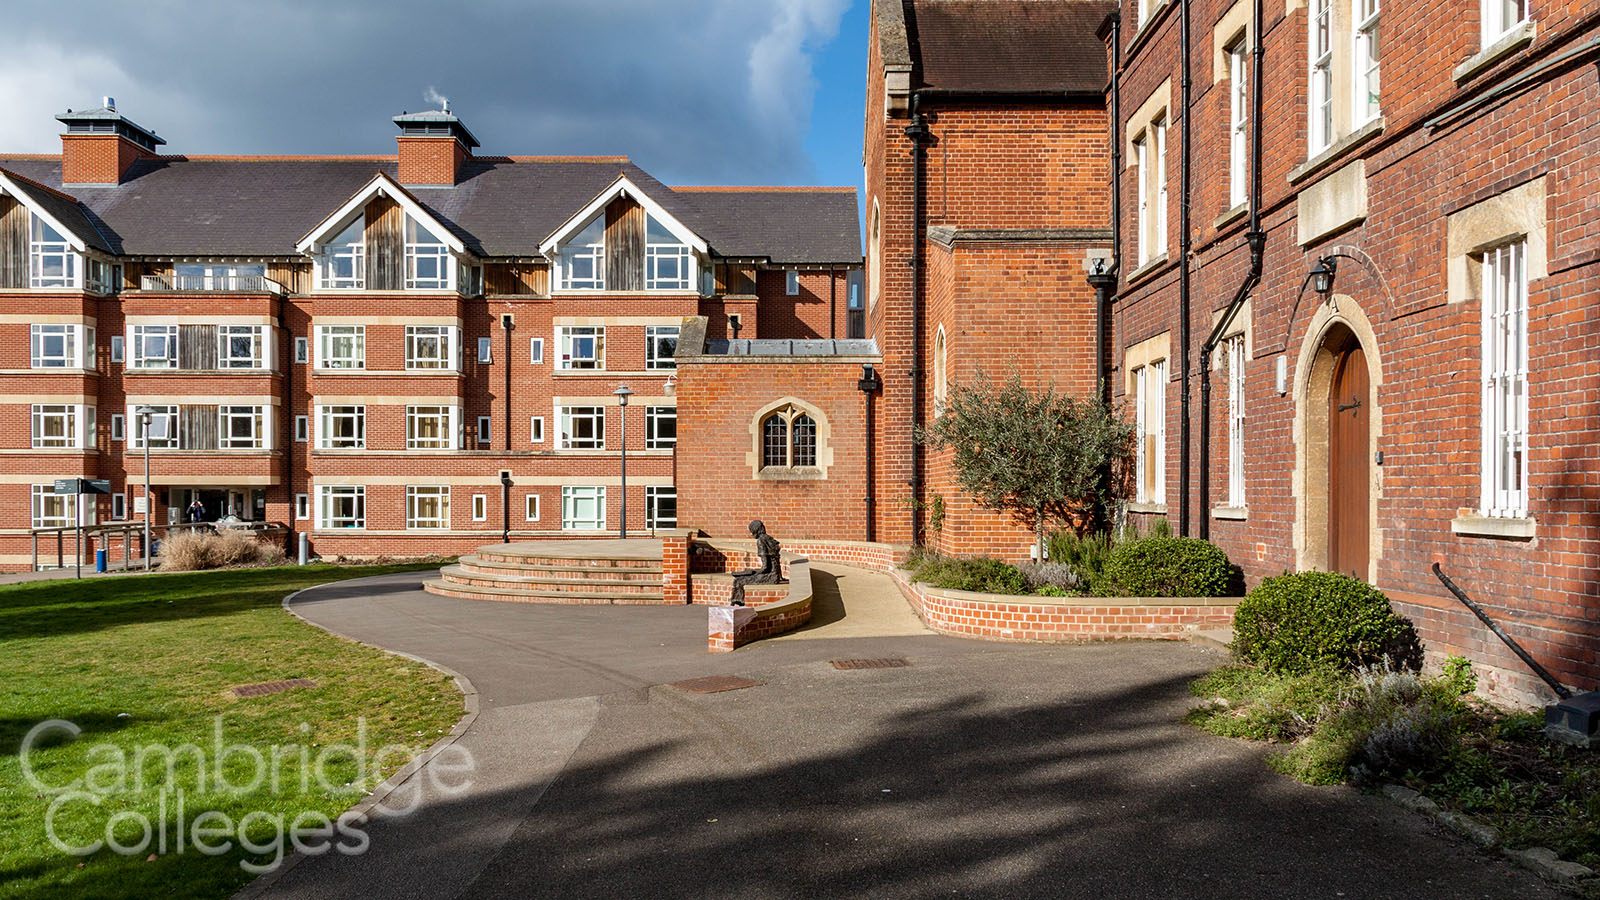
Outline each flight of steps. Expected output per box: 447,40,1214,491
423,545,670,604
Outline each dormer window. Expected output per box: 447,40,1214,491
562,217,605,290
646,215,690,290
405,215,449,289
30,214,77,289
321,218,365,290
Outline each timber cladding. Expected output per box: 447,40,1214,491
0,196,25,290
605,197,645,291
365,196,404,291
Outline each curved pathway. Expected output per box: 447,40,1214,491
253,565,1560,900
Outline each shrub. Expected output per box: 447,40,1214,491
1188,665,1346,742
159,529,286,572
1018,561,1084,594
1044,530,1115,591
907,552,1029,595
1095,536,1232,598
1231,571,1422,675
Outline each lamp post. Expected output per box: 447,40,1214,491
136,406,156,570
613,385,633,539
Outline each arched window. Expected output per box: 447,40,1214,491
933,326,948,417
869,200,882,310
760,404,818,469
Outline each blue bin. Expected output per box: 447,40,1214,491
95,549,107,573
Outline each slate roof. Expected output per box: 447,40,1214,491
0,156,861,264
905,0,1116,93
0,169,114,254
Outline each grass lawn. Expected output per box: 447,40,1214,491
0,564,462,900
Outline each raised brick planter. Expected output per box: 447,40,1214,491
707,558,814,652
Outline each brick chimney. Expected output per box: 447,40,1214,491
56,97,164,185
394,102,479,186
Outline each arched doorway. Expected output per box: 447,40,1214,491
1326,332,1370,578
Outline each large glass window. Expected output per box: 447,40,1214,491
1309,0,1334,152
319,218,365,290
219,406,266,449
557,326,605,370
405,325,457,370
317,405,365,450
1134,360,1168,504
131,325,178,369
1228,41,1249,210
646,486,677,529
760,405,817,470
218,325,265,369
318,485,365,529
559,406,605,450
1482,240,1529,518
316,325,365,370
561,485,606,531
131,405,178,449
31,484,75,529
1353,0,1381,125
405,215,450,290
31,324,89,368
29,214,77,289
646,406,676,450
32,404,82,449
645,215,691,290
646,325,680,370
1225,335,1246,509
406,485,451,530
407,405,456,449
561,216,605,290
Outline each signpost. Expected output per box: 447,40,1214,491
54,479,112,579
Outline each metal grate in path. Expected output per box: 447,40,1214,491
671,675,763,694
232,678,317,698
830,658,912,670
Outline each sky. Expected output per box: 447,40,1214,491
0,0,870,197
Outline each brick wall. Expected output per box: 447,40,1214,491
60,134,150,185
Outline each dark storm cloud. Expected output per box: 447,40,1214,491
0,0,849,185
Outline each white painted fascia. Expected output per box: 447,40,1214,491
295,173,466,255
0,172,89,252
538,175,708,259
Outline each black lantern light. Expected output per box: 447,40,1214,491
1311,256,1338,308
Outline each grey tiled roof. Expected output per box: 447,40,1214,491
0,156,862,263
906,0,1116,93
0,169,114,254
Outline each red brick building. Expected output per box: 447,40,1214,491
0,100,860,567
1107,0,1600,696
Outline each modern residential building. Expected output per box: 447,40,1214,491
0,100,861,566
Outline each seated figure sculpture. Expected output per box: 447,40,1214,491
730,520,785,606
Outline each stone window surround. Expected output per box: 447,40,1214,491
1124,331,1171,514
746,396,833,481
1126,80,1172,268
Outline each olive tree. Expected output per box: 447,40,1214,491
920,374,1134,558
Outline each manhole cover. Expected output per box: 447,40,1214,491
232,678,316,698
671,675,763,694
831,658,912,670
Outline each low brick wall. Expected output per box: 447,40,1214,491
690,574,789,607
892,571,1240,643
699,553,814,652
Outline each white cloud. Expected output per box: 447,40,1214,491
0,42,193,152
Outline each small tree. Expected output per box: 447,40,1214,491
920,374,1134,558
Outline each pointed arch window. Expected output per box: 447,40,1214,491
761,404,818,470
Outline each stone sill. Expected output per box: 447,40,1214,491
1288,117,1386,186
756,466,828,482
1451,513,1537,540
1126,501,1168,515
1125,254,1171,287
1214,203,1249,231
1454,21,1537,83
1211,506,1248,521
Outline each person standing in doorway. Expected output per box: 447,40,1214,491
186,498,206,523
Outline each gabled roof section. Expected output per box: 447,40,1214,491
538,175,709,257
0,168,112,254
295,172,467,255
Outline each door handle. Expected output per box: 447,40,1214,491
1338,396,1362,414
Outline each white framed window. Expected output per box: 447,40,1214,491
1134,359,1168,505
112,492,126,521
646,486,677,529
1483,0,1528,47
560,216,605,290
646,325,679,370
645,214,692,290
477,416,491,445
294,336,309,364
404,215,451,290
1228,40,1249,210
318,218,365,290
1481,240,1529,518
318,484,365,529
1353,0,1381,126
29,214,78,289
219,405,266,449
32,404,87,449
31,323,89,368
477,336,492,363
1309,0,1334,153
561,485,606,531
646,406,676,449
407,405,457,450
529,415,545,443
315,325,365,370
131,325,178,369
557,326,604,370
31,484,75,529
785,270,800,295
559,406,605,450
1135,134,1150,265
406,485,451,530
317,405,365,449
295,415,309,442
471,494,487,522
1153,119,1168,256
1136,0,1151,29
295,493,309,520
218,325,265,369
529,337,545,364
525,493,541,522
130,405,178,449
1225,335,1247,508
111,413,125,442
405,325,457,370
110,335,124,363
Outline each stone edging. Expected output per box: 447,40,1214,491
231,576,482,900
1381,784,1598,889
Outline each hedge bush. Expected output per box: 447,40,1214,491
1094,536,1232,598
1231,571,1422,675
906,553,1030,595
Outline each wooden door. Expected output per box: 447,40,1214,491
1328,343,1370,579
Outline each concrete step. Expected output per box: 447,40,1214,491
1189,625,1234,652
438,565,660,595
473,551,662,569
422,579,676,605
456,555,663,579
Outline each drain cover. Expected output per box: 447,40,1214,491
671,675,763,694
831,658,912,670
232,678,316,698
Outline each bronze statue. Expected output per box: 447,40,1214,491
730,520,784,606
